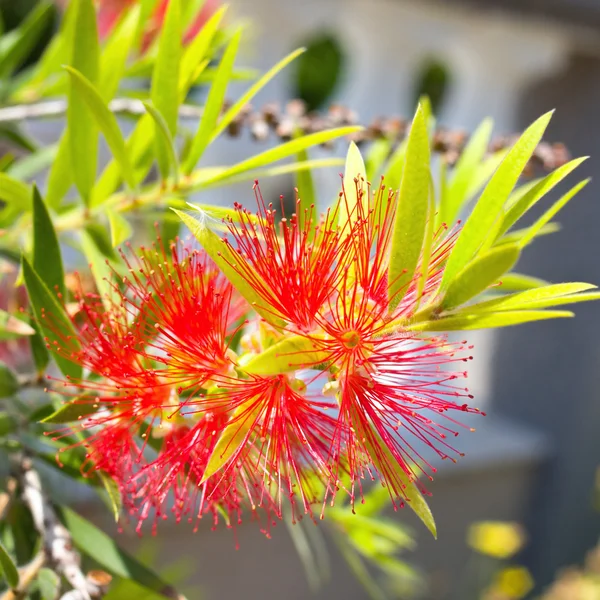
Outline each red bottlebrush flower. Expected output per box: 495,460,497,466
221,183,361,331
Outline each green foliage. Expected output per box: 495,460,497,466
0,540,19,590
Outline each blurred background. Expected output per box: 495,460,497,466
1,0,600,598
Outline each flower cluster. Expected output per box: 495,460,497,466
48,176,483,537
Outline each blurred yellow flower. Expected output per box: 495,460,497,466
494,567,535,599
467,521,526,559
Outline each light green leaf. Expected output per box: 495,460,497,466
32,186,66,301
67,0,100,205
179,6,227,96
22,256,82,380
464,283,598,313
213,47,305,141
151,0,181,179
35,568,61,600
0,362,18,398
440,118,493,227
0,310,35,339
183,29,242,174
495,273,548,292
98,5,140,102
79,230,116,310
46,133,73,209
407,310,574,332
339,141,367,234
441,244,521,310
495,222,560,246
6,145,57,181
0,173,30,209
388,105,430,309
497,157,588,238
0,541,19,590
365,138,392,181
108,210,133,247
99,472,122,522
41,397,99,424
104,579,170,600
243,335,330,376
441,111,553,288
58,507,172,594
143,102,179,184
519,179,590,247
173,208,287,327
295,147,316,232
65,66,136,190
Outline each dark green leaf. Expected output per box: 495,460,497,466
0,362,18,398
21,256,82,380
388,105,430,309
441,111,553,288
32,186,65,301
0,541,19,590
0,412,16,435
441,244,521,310
58,507,172,594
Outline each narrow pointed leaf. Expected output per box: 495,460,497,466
0,542,19,589
497,157,588,238
67,0,99,205
243,335,330,376
99,472,122,522
442,111,553,288
65,67,136,190
173,209,287,327
213,48,305,141
183,30,242,174
0,310,35,339
495,273,548,292
408,310,574,332
41,398,99,424
519,179,589,247
33,186,65,301
151,0,181,179
464,283,598,313
440,118,493,226
388,106,430,309
143,102,179,184
46,133,73,209
108,210,132,247
441,244,521,310
496,222,560,246
339,141,367,233
22,256,81,380
295,148,316,232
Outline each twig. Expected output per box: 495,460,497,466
19,459,99,600
0,478,17,521
0,552,46,600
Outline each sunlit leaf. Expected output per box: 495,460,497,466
99,472,122,522
388,105,430,309
143,102,179,184
108,210,132,247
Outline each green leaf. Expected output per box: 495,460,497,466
108,210,133,247
32,186,65,301
67,0,100,205
173,208,287,328
243,335,330,376
213,47,305,141
21,256,82,380
495,273,548,292
440,118,493,227
6,145,57,181
0,362,18,398
441,111,553,288
35,568,61,600
151,0,181,180
29,321,50,375
197,126,361,189
464,283,598,313
98,5,140,102
441,244,521,310
41,397,99,424
382,139,408,193
143,102,179,184
0,542,18,590
339,141,367,233
365,138,392,181
79,230,116,310
0,174,30,209
65,66,136,190
0,1,54,78
497,157,588,238
179,6,227,96
46,133,73,209
99,472,122,522
407,310,574,332
495,222,560,246
183,29,242,174
58,507,172,594
388,105,430,309
0,310,35,340
0,412,17,436
104,579,170,600
519,179,590,247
